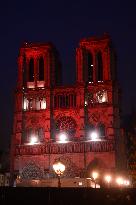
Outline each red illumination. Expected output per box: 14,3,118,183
10,35,125,186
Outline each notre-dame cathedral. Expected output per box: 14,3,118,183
11,33,126,186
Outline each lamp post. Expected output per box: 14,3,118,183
53,161,65,188
92,171,99,188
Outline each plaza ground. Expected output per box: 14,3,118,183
0,187,136,204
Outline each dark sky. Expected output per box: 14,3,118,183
0,0,136,150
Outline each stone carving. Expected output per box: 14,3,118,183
21,161,44,179
16,141,114,155
31,116,39,124
89,113,100,123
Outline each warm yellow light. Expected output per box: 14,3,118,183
53,162,65,176
123,180,130,186
27,82,35,88
105,175,112,183
79,182,83,186
37,81,45,88
92,171,99,180
116,177,124,185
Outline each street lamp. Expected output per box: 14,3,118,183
116,177,124,188
104,175,112,188
53,161,65,188
92,171,99,188
123,179,130,187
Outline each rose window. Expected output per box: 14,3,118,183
56,116,76,136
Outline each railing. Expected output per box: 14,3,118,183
15,140,115,155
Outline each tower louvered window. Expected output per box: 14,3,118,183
39,57,44,81
29,58,34,82
96,52,103,81
88,52,93,82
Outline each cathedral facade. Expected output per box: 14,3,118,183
11,34,125,186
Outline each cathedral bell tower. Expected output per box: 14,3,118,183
76,33,125,170
12,42,62,148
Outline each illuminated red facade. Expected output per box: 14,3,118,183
11,34,125,185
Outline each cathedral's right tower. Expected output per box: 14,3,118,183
76,33,125,171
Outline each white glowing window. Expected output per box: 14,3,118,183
36,98,40,110
24,97,47,111
41,98,46,109
25,127,44,144
23,98,29,110
96,90,108,103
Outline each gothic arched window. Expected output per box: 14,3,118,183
39,57,44,81
29,58,34,82
86,124,95,140
54,94,76,108
23,127,44,144
97,123,105,137
87,124,95,131
38,128,44,141
96,52,103,81
54,96,57,108
88,52,93,82
23,55,27,85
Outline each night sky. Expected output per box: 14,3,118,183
0,0,136,150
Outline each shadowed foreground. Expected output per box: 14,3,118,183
0,188,136,204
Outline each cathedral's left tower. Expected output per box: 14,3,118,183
11,42,61,177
